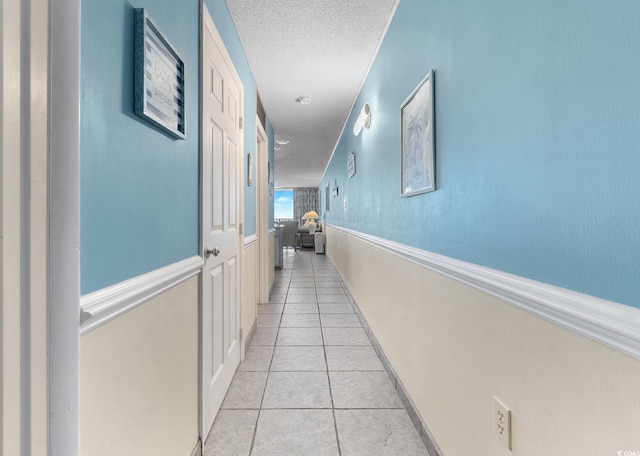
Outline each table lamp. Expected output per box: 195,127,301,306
302,211,320,234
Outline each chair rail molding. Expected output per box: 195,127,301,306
244,234,258,247
80,256,203,335
327,225,640,360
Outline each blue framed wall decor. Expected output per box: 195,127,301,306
134,8,186,139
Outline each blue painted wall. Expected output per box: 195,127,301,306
81,0,200,294
81,0,269,293
322,0,640,308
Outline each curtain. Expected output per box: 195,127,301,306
293,187,319,226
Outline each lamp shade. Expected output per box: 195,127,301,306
303,210,319,220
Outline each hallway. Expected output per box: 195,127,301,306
204,249,429,455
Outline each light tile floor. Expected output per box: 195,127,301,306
204,249,429,456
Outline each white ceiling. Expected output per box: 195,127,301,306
226,0,399,188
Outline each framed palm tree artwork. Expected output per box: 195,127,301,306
401,70,435,197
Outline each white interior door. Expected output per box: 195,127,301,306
201,6,243,438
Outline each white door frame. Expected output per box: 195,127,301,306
1,0,80,453
199,3,245,439
49,1,82,453
255,116,269,303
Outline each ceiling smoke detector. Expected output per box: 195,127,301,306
296,96,312,105
276,138,290,145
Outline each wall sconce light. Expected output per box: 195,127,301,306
353,102,371,136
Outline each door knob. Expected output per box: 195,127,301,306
204,246,220,258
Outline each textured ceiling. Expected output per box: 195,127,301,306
226,0,399,188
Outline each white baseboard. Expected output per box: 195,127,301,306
191,439,202,456
80,256,203,335
244,320,257,356
327,225,640,360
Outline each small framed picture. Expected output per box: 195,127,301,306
247,153,254,186
325,183,330,213
401,70,435,197
268,161,274,185
347,151,356,178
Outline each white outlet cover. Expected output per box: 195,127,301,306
494,397,511,450
343,196,347,209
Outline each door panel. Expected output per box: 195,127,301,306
201,7,243,438
227,92,237,125
227,256,237,350
211,67,223,105
211,123,224,229
210,264,224,381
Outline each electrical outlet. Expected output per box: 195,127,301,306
494,397,511,450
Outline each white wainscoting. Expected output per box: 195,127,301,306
268,229,275,295
80,256,203,335
325,225,640,455
244,234,258,247
242,239,258,356
328,225,640,360
80,276,199,456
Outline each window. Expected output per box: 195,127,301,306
274,188,294,221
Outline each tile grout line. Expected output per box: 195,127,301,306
222,406,406,411
247,259,292,455
327,256,438,456
219,252,428,455
248,252,350,455
314,257,343,456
